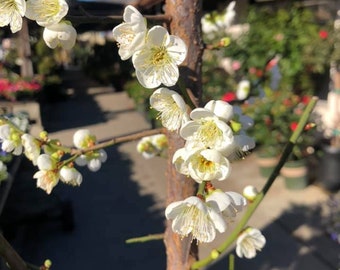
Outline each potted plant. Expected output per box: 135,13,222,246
272,92,315,190
242,89,315,184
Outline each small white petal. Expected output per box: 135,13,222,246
204,100,234,122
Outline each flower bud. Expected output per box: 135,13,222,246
243,185,259,201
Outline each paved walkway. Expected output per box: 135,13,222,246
2,68,339,270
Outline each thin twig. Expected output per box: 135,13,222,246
66,14,171,26
125,233,164,244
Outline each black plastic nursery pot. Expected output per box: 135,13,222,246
318,144,340,192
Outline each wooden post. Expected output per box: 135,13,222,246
163,1,204,269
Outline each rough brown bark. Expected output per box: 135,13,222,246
163,1,204,270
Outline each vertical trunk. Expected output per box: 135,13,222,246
163,1,204,269
18,18,33,78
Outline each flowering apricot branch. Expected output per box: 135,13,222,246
70,127,166,155
66,14,171,25
191,96,318,269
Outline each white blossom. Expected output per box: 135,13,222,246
25,0,68,27
206,189,247,222
150,88,189,131
236,227,266,259
33,154,59,194
21,133,41,165
73,129,96,149
60,166,82,186
180,108,234,152
172,147,190,176
201,1,236,35
243,185,259,201
137,134,168,159
112,5,147,60
165,196,226,243
236,79,251,100
0,124,23,155
204,100,234,122
132,26,187,88
43,21,77,50
75,149,107,172
184,148,231,183
0,0,26,33
136,136,158,159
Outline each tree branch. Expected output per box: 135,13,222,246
0,233,27,270
66,14,171,26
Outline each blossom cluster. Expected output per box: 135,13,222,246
0,0,77,49
113,5,265,256
0,118,106,194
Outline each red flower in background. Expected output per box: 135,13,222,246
222,92,236,102
319,30,328,39
290,122,298,131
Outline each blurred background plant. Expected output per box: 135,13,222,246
242,89,315,161
201,3,336,102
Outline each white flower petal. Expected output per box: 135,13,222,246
204,100,234,122
26,0,68,27
43,22,77,50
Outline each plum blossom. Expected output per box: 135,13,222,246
172,147,189,176
243,185,259,202
236,227,266,259
73,129,107,171
112,5,147,60
204,100,234,122
150,88,189,131
137,134,168,159
21,133,41,165
60,166,82,186
0,0,26,33
132,25,187,88
180,108,234,152
73,129,96,149
33,154,60,194
201,1,236,35
183,148,231,183
43,21,77,49
236,80,251,100
0,124,23,155
206,189,247,222
75,149,107,172
25,0,68,27
165,196,226,243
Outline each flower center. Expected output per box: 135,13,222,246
31,0,61,19
197,156,215,172
150,46,169,66
197,119,222,146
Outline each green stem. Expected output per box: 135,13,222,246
229,254,235,270
191,96,318,269
125,233,164,244
196,182,206,196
